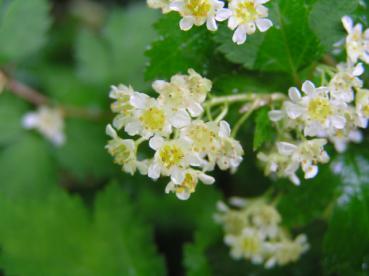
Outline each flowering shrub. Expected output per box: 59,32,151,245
0,0,368,275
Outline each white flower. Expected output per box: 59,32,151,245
355,88,369,128
342,16,369,64
22,106,65,146
329,62,364,103
277,139,329,184
125,92,179,139
148,135,202,183
170,0,231,31
165,169,215,200
264,235,309,268
284,81,347,137
215,121,244,172
109,84,135,130
153,69,212,117
147,0,173,13
248,203,281,238
105,124,138,175
228,0,273,45
225,227,265,264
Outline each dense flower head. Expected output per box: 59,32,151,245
147,0,273,44
106,69,244,200
22,106,65,146
215,198,309,268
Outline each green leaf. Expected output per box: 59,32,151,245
323,149,369,275
215,0,323,79
277,164,339,227
145,13,214,81
0,183,166,275
0,93,27,146
0,134,57,200
55,119,115,181
0,0,51,63
309,0,360,49
76,3,159,89
253,107,275,151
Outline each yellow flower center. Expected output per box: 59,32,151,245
159,85,186,109
235,2,258,23
159,144,184,169
186,0,211,17
187,124,217,153
242,235,261,255
175,173,197,194
307,98,332,122
140,107,166,131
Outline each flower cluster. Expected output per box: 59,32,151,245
147,0,273,45
106,69,244,200
22,106,65,146
215,198,309,268
258,16,369,185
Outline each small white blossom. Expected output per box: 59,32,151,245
153,69,212,117
125,92,176,139
228,0,273,45
277,139,329,184
329,62,364,103
170,0,231,31
284,81,347,137
147,0,173,13
215,121,244,172
105,124,138,175
165,169,214,200
264,234,309,268
109,84,135,130
355,88,369,128
342,16,369,64
148,135,203,183
22,106,65,146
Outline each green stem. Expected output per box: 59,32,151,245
215,103,229,122
231,107,256,137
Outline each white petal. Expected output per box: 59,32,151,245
232,25,247,45
165,182,175,194
304,165,318,179
255,18,273,32
170,110,191,128
219,121,231,137
125,122,141,136
105,124,117,138
130,92,148,108
198,173,215,185
188,102,203,117
277,142,297,155
301,80,315,94
216,8,232,21
268,110,284,121
148,164,161,180
206,17,218,32
180,17,194,31
171,168,185,184
353,63,364,76
176,191,190,200
288,87,301,102
22,113,38,129
290,174,301,186
152,80,167,93
149,135,164,150
331,115,346,129
284,102,304,119
342,16,353,32
255,0,270,4
169,1,184,11
228,16,239,30
349,130,363,143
